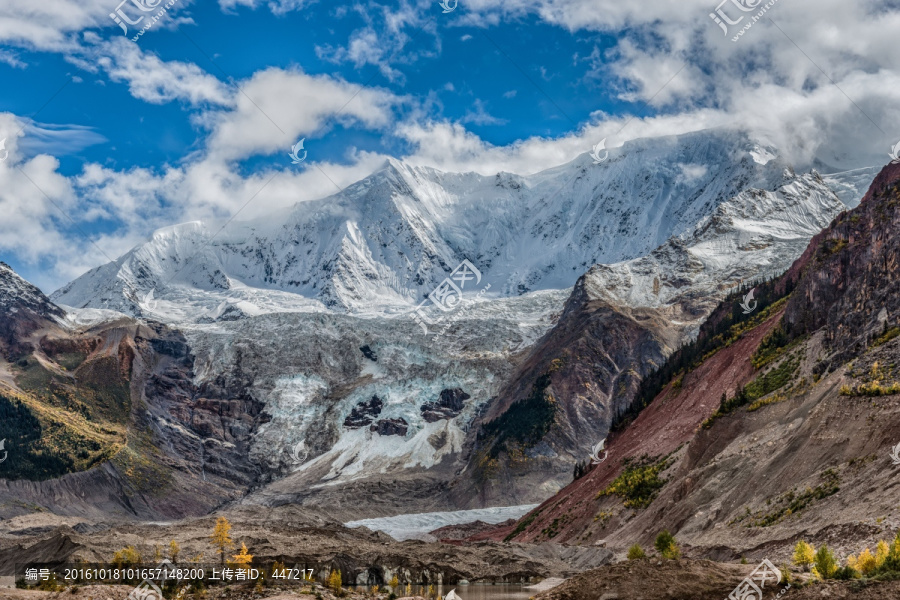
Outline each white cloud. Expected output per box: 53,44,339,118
460,99,508,126
0,49,26,68
199,67,399,162
0,0,112,51
92,38,233,106
218,0,313,14
17,122,107,157
314,0,437,82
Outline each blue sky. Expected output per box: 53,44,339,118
0,0,898,291
0,3,620,176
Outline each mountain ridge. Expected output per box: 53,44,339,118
51,128,854,323
481,160,900,566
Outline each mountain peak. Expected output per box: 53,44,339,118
50,128,876,322
0,262,64,318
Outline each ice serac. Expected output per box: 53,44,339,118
52,129,852,323
485,161,900,561
455,168,847,506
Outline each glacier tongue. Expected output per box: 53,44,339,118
345,504,539,541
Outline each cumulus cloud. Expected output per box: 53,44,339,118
198,67,400,162
0,0,112,50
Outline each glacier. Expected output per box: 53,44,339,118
47,127,878,513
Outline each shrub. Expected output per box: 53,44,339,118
597,457,672,509
833,565,858,580
780,563,792,585
654,531,680,559
792,540,815,570
112,546,142,568
814,544,838,579
627,544,646,560
881,532,900,572
169,540,180,564
229,542,253,570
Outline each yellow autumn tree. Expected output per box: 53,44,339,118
327,569,342,593
112,546,142,568
856,548,877,575
389,574,399,588
229,542,253,572
792,540,815,570
876,540,890,568
211,516,233,566
169,540,181,564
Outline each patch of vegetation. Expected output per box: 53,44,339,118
841,360,900,397
745,354,801,399
15,351,132,426
752,322,805,369
541,517,562,539
111,428,171,495
540,511,576,540
627,544,646,560
702,353,802,426
596,455,673,509
821,238,848,257
54,351,88,371
1,351,129,481
479,373,558,458
0,392,75,480
593,509,613,527
617,276,795,430
872,325,900,348
841,381,900,396
746,392,787,412
654,530,681,559
736,469,841,527
504,507,542,542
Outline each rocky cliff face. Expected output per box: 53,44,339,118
0,265,260,520
781,162,900,367
454,169,845,506
0,262,66,360
481,161,900,564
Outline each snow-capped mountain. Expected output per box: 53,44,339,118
1,261,65,321
583,169,846,313
51,128,855,323
42,128,876,513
